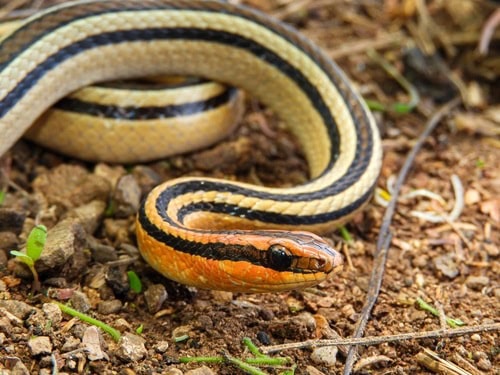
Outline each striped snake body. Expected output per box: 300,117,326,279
0,0,382,292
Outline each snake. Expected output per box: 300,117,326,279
0,0,382,293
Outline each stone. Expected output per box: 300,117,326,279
27,336,52,356
117,333,147,362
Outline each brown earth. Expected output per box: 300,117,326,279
0,1,498,374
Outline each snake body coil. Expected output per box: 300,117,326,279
0,0,382,292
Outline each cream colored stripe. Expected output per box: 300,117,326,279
68,81,227,107
0,9,356,179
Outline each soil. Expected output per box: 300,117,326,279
0,1,498,374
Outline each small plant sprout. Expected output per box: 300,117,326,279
127,270,142,293
10,224,47,292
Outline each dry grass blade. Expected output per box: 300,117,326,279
416,348,474,375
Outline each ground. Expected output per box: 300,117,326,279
0,0,498,374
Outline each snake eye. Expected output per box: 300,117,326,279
268,244,293,271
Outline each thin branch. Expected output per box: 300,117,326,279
262,323,500,354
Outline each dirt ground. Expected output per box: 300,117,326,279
0,0,498,374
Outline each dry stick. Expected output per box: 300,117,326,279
343,97,462,375
262,322,499,353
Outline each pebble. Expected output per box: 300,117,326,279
434,253,459,279
61,336,81,352
65,200,106,235
155,340,169,353
184,366,216,375
117,333,147,362
34,219,86,273
97,299,123,314
42,303,62,328
27,336,52,356
310,346,338,366
82,326,108,361
94,163,127,189
476,357,492,371
26,309,50,336
113,175,141,218
144,284,168,314
70,291,92,313
8,357,30,375
0,300,37,319
0,316,13,334
0,332,5,345
465,276,489,290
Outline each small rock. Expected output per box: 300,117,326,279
39,369,52,375
61,336,80,352
0,316,13,334
0,208,26,233
256,331,271,345
34,219,87,273
113,175,141,217
0,332,5,345
97,299,122,315
144,284,168,314
42,303,62,328
65,200,106,234
94,163,127,189
70,291,91,313
434,253,459,278
471,334,481,342
8,358,30,375
82,326,108,361
476,357,492,371
28,336,52,356
155,341,169,353
185,365,216,375
26,309,50,336
118,333,147,362
465,276,489,290
0,300,37,319
310,346,338,366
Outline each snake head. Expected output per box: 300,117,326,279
265,231,343,276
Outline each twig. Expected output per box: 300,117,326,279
343,97,462,375
261,322,500,353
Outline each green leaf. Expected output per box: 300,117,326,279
26,225,47,261
0,191,5,205
127,271,142,293
136,324,144,334
10,251,34,267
